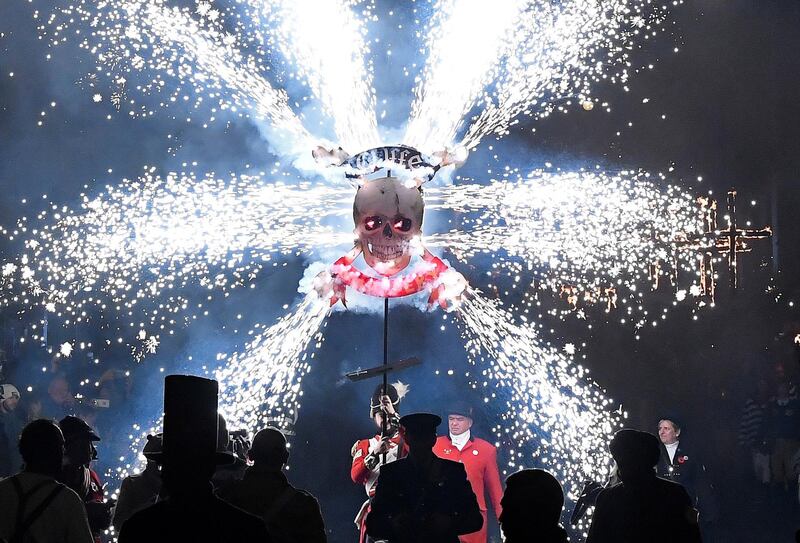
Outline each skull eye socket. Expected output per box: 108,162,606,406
393,218,413,232
364,216,383,231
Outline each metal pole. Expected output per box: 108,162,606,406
382,297,389,464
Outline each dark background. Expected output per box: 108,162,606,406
2,1,800,541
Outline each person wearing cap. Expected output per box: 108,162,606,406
58,415,115,542
0,419,94,543
0,383,23,476
366,412,483,543
119,375,271,543
586,429,701,543
112,433,164,532
433,401,503,543
221,427,326,543
351,382,410,543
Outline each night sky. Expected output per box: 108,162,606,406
2,1,800,541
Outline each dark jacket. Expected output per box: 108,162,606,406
656,442,717,521
119,486,271,543
586,475,702,543
220,465,326,543
366,456,483,543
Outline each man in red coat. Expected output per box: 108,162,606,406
433,402,503,543
351,382,409,543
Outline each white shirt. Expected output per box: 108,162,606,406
665,441,679,464
450,430,471,451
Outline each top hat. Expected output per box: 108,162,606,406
151,375,233,465
444,400,474,419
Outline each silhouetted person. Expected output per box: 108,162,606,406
0,419,93,543
119,375,271,543
58,415,115,541
212,414,247,495
366,412,483,543
586,429,702,543
499,469,567,543
112,433,163,531
221,427,326,543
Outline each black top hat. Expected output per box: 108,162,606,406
399,412,442,435
444,401,474,419
59,416,101,442
150,375,233,465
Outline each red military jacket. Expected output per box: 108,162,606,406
351,433,408,497
433,435,503,518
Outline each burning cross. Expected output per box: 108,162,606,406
675,189,771,297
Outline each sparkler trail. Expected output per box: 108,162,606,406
253,0,381,150
404,0,526,152
427,169,702,321
2,171,351,346
216,294,329,432
406,0,669,152
456,290,620,530
43,0,310,148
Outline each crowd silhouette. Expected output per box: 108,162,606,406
3,373,793,543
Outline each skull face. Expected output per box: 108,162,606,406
353,177,424,276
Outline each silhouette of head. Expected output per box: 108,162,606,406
500,469,564,539
399,413,441,456
249,427,289,470
20,419,65,476
609,429,660,482
59,415,100,467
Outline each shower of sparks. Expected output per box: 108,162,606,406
427,168,704,324
0,1,705,536
406,0,671,152
457,290,621,530
1,171,351,349
42,0,310,148
251,0,381,150
216,294,329,432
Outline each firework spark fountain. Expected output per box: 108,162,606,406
0,0,706,538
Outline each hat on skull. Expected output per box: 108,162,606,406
370,381,409,418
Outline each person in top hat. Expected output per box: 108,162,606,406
366,412,483,543
58,415,115,541
112,433,163,531
586,429,701,543
433,401,503,543
119,375,271,543
351,382,410,543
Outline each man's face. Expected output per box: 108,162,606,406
657,420,680,445
448,414,473,436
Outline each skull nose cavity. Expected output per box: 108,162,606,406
383,223,393,238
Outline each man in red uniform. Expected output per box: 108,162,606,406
433,402,503,543
351,382,409,543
